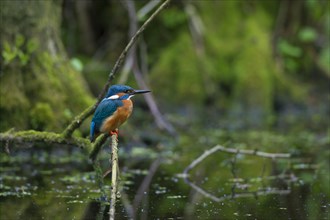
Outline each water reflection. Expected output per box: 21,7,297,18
0,130,329,219
180,144,295,204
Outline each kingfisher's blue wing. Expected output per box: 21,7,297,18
90,99,121,142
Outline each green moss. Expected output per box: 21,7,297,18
149,1,307,122
1,1,93,133
29,103,55,131
232,14,274,112
1,130,91,151
150,32,205,104
1,47,93,132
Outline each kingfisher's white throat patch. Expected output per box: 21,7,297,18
127,95,135,100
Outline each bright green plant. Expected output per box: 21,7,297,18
2,34,38,66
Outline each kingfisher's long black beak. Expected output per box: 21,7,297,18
133,89,151,94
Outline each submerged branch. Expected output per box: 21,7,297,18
183,145,291,175
182,144,293,202
62,0,172,139
184,178,291,203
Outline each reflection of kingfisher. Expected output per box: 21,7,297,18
90,84,150,142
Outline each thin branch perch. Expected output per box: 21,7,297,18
109,134,119,220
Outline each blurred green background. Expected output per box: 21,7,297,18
0,0,329,219
1,0,329,133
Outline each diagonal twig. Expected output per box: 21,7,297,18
124,0,176,135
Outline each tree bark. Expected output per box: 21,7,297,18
0,0,93,132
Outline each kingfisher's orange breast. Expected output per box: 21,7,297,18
100,100,133,133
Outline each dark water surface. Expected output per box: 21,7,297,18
1,128,329,220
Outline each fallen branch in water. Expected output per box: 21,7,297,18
181,144,293,202
183,144,291,175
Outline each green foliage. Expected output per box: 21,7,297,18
29,103,55,131
150,32,204,104
278,39,302,58
319,45,330,76
298,27,317,43
0,0,94,133
2,34,38,66
275,1,328,76
1,45,93,132
150,1,303,123
159,6,187,28
70,58,84,72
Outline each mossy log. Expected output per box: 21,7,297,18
0,130,112,160
0,130,90,152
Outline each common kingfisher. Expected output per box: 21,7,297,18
90,84,150,142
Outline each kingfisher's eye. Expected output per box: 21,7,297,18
125,89,133,93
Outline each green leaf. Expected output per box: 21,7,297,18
3,41,12,52
285,58,299,72
319,46,330,76
2,42,17,64
17,50,29,65
2,51,16,64
70,58,84,72
27,38,39,53
278,39,302,57
298,27,317,42
15,34,25,47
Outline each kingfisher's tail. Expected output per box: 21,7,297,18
90,121,96,142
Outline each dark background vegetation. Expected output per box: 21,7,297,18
1,0,329,133
0,0,329,219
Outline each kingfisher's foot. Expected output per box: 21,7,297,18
110,129,119,136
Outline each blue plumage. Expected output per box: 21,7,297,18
90,98,123,142
106,85,134,97
90,121,96,142
90,84,150,142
